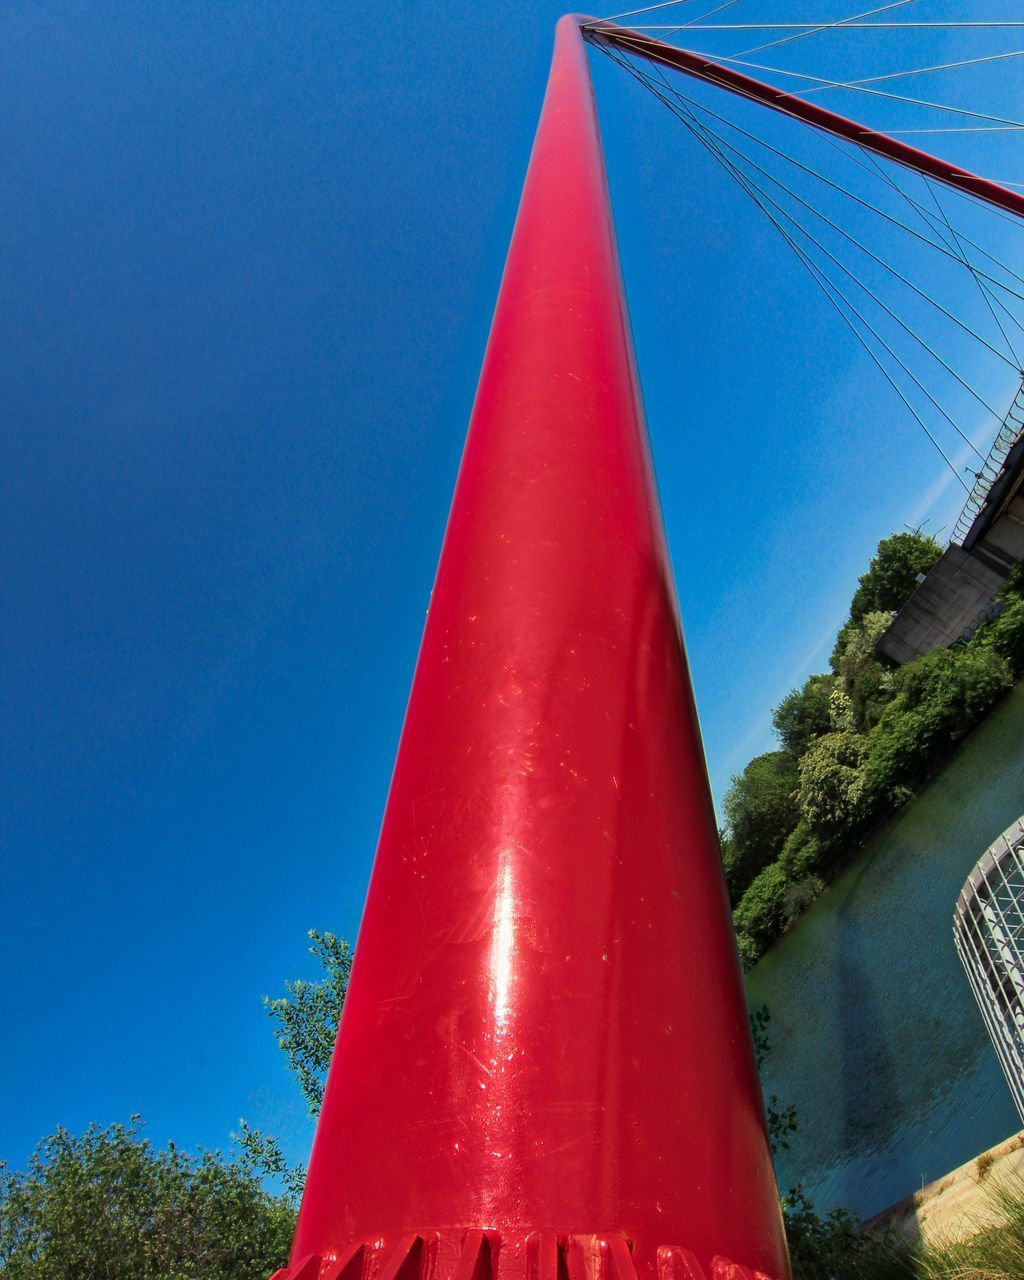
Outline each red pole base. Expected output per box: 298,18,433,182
273,1232,784,1280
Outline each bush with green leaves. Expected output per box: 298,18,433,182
834,611,895,731
783,1188,910,1280
720,752,801,904
998,560,1024,601
982,596,1024,677
264,930,351,1116
772,676,836,759
731,526,1021,968
797,731,870,837
732,860,798,958
862,645,1012,804
778,821,830,880
0,1119,294,1280
849,531,942,625
0,929,356,1277
830,531,941,668
236,929,352,1198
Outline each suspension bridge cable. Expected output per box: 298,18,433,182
794,47,1024,96
852,146,1024,352
657,0,747,41
934,172,1024,231
810,130,1024,294
676,52,1024,130
632,59,1003,447
666,92,1018,376
599,44,975,487
601,64,1024,305
730,0,921,60
924,178,1024,369
594,24,1024,210
858,143,1024,354
616,23,1024,31
601,44,971,489
605,46,1024,373
885,127,1024,134
598,0,700,23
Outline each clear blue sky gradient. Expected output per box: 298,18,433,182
3,2,1022,1173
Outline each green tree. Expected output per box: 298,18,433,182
862,645,1012,805
849,531,941,624
237,930,352,1197
0,1119,293,1280
732,860,796,959
984,597,1024,677
721,752,801,904
264,931,351,1116
834,611,895,731
782,1188,909,1280
797,732,869,836
1,932,354,1277
772,675,835,759
832,531,941,666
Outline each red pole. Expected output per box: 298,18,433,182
277,16,790,1280
583,17,1024,222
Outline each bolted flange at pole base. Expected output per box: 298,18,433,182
276,15,791,1280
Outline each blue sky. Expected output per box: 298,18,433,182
3,1,1023,1173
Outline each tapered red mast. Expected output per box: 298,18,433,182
276,16,790,1280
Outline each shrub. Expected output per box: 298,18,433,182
834,611,896,731
998,560,1024,601
779,821,831,879
729,528,1019,969
783,1187,910,1280
733,860,796,960
721,752,801,904
830,531,942,667
848,531,942,624
862,645,1011,803
773,675,836,758
983,597,1024,677
797,732,869,836
735,928,760,970
0,1119,294,1280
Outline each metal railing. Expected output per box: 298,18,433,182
951,377,1024,546
954,816,1024,1123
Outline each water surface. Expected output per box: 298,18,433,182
746,682,1024,1219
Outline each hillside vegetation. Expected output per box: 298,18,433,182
722,533,1024,968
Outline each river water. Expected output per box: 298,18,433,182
745,681,1024,1221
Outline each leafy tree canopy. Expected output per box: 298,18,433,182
721,752,801,904
832,531,941,667
834,611,895,732
772,675,835,759
849,531,941,624
0,1119,294,1280
236,930,352,1198
0,930,356,1278
264,930,351,1117
797,731,870,836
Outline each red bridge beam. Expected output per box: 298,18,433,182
581,16,1024,222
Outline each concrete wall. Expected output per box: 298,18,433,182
868,1129,1024,1247
979,496,1024,565
877,546,1007,666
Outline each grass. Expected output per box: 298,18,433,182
911,1179,1024,1279
788,1175,1024,1280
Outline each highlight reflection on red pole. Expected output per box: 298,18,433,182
275,16,791,1280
